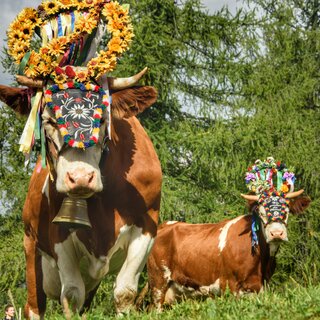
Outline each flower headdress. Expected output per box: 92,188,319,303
7,0,133,84
245,157,295,195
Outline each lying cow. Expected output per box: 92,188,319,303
0,69,162,318
146,190,310,310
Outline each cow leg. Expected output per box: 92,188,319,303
114,225,154,314
24,235,46,320
54,234,85,312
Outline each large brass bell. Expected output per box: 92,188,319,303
53,197,92,228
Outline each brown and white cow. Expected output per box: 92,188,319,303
146,190,310,310
0,69,162,318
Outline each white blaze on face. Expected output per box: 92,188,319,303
258,204,289,243
56,147,103,194
218,216,244,252
42,107,107,195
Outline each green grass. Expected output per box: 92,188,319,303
29,282,320,319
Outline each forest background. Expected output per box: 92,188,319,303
0,0,320,318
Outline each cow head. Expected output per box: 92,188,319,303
0,68,157,199
241,190,310,252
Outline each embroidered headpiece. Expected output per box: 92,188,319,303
245,157,295,194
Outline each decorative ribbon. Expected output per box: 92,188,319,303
41,125,46,168
57,14,63,37
19,90,43,161
71,11,75,32
277,171,283,191
251,213,259,247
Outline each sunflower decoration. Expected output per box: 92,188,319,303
7,0,134,84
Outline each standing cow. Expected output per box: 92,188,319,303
0,69,162,318
146,190,310,310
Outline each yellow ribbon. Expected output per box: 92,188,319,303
19,89,43,156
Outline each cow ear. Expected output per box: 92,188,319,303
0,85,32,115
289,196,311,214
111,86,157,119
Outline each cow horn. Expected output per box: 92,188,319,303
241,194,259,201
16,75,44,88
108,67,148,90
286,189,304,199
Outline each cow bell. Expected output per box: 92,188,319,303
53,197,92,228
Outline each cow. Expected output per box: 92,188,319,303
0,68,162,318
146,190,310,310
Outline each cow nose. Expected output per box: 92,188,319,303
270,230,285,240
66,169,96,191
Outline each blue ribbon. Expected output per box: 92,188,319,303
57,14,63,37
71,12,75,32
251,214,259,247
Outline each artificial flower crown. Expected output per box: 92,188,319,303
7,0,133,84
245,157,295,195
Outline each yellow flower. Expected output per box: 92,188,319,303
37,61,52,76
7,29,25,42
108,37,123,53
75,15,98,34
43,1,60,15
75,70,89,82
74,0,87,9
24,64,39,78
54,73,68,84
47,38,67,56
28,51,41,66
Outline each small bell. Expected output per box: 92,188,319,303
53,197,92,228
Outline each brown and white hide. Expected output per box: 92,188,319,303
0,79,162,318
146,195,310,310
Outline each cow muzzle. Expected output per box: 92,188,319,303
65,168,100,197
266,223,288,242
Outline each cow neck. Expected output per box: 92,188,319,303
256,227,277,281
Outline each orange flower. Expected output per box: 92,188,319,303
108,37,123,53
75,70,89,82
47,38,67,56
281,184,289,193
75,15,98,34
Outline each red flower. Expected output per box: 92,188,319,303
53,106,60,111
68,139,75,147
55,67,64,75
67,82,74,88
65,66,76,79
45,90,52,95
